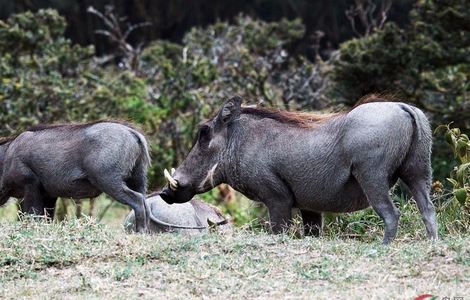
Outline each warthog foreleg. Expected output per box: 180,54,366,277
266,201,294,234
301,210,323,237
43,196,57,220
20,177,46,217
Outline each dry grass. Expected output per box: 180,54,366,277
0,218,469,300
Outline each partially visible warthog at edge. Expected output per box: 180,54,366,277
160,96,438,244
124,193,230,234
0,121,150,232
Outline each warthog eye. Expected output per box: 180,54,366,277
198,125,212,147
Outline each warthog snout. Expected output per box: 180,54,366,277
160,168,195,204
159,188,175,204
159,187,194,204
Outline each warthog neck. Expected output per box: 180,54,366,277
220,122,246,186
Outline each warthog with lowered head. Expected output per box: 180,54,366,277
123,193,230,234
160,96,438,244
0,121,150,232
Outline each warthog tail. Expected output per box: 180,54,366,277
398,104,430,142
129,129,151,171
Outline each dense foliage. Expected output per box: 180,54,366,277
0,0,415,59
435,124,470,210
0,1,469,228
0,9,330,189
333,0,469,128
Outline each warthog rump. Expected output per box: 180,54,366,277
123,193,231,234
0,121,151,232
159,96,438,244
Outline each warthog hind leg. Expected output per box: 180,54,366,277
408,180,438,240
121,186,147,233
353,169,400,245
93,177,148,233
400,172,438,240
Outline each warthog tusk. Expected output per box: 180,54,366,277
171,168,176,176
164,168,178,191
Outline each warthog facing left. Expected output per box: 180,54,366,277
0,121,150,232
160,96,438,244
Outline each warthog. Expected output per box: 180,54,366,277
123,193,230,234
160,96,438,244
0,121,150,232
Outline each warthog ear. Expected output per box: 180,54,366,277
216,96,242,126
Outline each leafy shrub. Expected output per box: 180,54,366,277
332,0,470,127
435,124,470,209
182,15,333,110
0,9,94,133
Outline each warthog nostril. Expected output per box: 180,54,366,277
164,168,178,191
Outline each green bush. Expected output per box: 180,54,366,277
0,9,158,134
0,9,94,132
333,0,469,127
182,15,333,110
435,124,470,209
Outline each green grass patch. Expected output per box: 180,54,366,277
0,219,468,299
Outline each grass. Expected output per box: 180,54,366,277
0,191,469,299
0,218,469,299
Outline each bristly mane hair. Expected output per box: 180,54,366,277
238,93,396,128
241,107,339,128
353,93,401,108
0,136,16,145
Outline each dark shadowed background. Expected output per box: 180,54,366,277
0,0,414,59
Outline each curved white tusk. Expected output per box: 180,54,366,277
171,168,176,176
164,169,178,190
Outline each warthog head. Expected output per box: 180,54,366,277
160,96,242,204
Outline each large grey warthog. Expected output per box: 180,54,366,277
123,193,230,234
159,96,438,244
0,121,150,232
